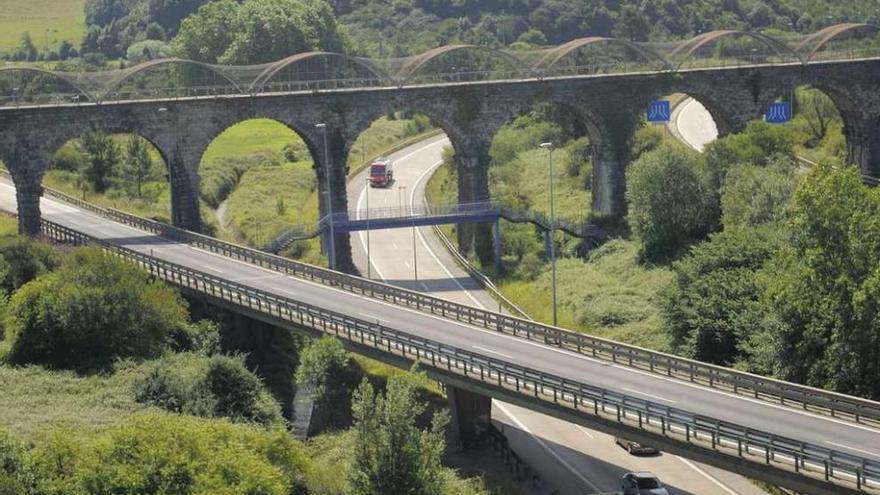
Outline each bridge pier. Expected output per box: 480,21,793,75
845,116,880,179
8,166,44,236
585,106,641,219
455,150,495,266
313,127,355,273
446,385,492,449
169,166,202,233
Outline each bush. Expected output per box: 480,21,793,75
704,120,802,190
28,414,310,494
6,247,189,372
663,227,781,366
134,353,283,426
0,428,34,495
626,144,716,262
295,336,355,429
0,236,60,296
721,159,797,229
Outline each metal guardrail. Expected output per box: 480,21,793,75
27,178,880,428
38,218,880,494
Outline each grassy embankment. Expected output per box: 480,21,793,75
426,126,675,351
0,0,86,53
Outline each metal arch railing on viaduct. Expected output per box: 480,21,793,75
3,23,879,104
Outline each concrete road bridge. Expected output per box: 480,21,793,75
2,168,880,494
4,25,880,270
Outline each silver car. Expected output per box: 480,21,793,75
622,472,670,495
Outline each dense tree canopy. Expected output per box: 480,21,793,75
175,0,346,64
626,144,717,261
765,164,880,399
6,247,190,372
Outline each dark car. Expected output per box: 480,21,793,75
622,472,670,495
615,437,659,455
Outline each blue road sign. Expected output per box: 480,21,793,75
647,100,671,123
766,101,791,124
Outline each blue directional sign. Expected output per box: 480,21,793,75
647,100,671,123
766,101,791,124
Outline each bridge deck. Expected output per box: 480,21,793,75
1,178,878,493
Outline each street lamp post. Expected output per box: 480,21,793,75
540,142,558,327
364,177,372,279
399,185,417,281
316,123,336,270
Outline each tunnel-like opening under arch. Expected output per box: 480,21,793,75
198,118,323,259
42,130,174,223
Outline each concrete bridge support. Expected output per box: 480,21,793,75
586,106,641,218
311,126,355,273
455,144,494,265
10,166,44,236
446,385,492,449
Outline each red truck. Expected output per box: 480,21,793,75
369,158,394,187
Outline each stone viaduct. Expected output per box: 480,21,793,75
2,57,880,271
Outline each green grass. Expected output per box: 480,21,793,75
498,240,674,350
425,139,673,351
0,364,158,442
0,0,86,53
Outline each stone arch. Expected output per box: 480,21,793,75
0,67,94,103
100,58,242,101
670,30,803,71
536,37,672,74
395,45,537,84
249,52,390,93
795,23,880,62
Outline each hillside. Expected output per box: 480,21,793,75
0,0,86,52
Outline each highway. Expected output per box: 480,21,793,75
0,131,876,494
346,135,766,495
670,97,719,151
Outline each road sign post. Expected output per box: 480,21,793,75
647,100,671,123
766,101,792,124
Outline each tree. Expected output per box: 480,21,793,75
626,144,716,262
704,121,801,192
124,135,154,197
175,0,347,64
614,5,651,41
79,129,120,194
295,336,353,427
794,87,841,146
6,247,190,372
663,226,780,366
765,164,880,399
720,159,797,229
350,373,449,495
16,32,38,62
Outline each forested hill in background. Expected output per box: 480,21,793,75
14,0,879,63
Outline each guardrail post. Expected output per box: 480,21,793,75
685,424,691,442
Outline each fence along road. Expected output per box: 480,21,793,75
25,173,880,429
0,179,879,494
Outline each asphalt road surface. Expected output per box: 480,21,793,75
0,130,874,493
670,97,719,151
346,135,770,495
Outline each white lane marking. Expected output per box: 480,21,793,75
392,241,398,249
622,387,676,404
495,403,603,493
674,456,740,495
826,441,880,458
472,345,512,359
674,98,702,152
352,138,446,282
22,168,880,442
576,426,595,439
410,159,486,309
404,260,411,268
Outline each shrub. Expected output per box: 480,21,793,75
721,159,797,229
29,414,310,494
0,428,35,495
663,227,781,366
0,236,60,296
134,353,283,426
626,144,716,262
6,247,189,372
